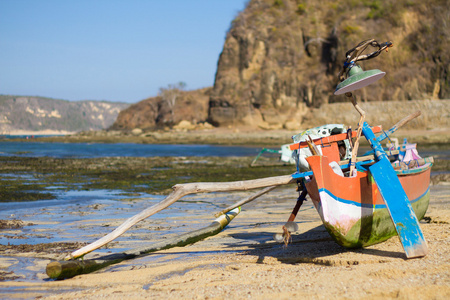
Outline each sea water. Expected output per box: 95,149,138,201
0,141,261,158
0,187,240,285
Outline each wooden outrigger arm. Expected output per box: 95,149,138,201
66,175,296,260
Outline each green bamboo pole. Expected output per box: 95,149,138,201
46,207,240,280
67,175,294,260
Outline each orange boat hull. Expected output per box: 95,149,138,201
304,155,431,248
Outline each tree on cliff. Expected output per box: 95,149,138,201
158,82,186,124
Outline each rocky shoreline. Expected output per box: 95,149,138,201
9,127,450,149
9,99,448,147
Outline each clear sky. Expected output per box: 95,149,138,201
0,0,248,103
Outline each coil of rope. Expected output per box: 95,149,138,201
338,39,393,82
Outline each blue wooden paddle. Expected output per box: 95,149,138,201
362,122,428,258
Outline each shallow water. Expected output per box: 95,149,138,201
0,189,232,246
0,141,261,158
0,187,244,285
0,141,447,161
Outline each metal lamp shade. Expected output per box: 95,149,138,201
334,65,385,95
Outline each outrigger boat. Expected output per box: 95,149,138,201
250,144,295,166
282,39,432,258
288,121,433,249
47,39,433,279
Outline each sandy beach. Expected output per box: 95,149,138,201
0,181,449,299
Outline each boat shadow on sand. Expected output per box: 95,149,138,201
226,224,406,266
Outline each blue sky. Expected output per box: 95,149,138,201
0,0,247,103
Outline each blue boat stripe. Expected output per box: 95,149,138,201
317,186,430,209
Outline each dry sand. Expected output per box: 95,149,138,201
0,183,449,299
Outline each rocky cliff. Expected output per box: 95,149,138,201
111,88,211,130
111,0,448,131
208,0,449,128
0,95,129,134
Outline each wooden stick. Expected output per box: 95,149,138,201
66,175,295,260
48,208,240,280
273,189,308,244
306,136,320,156
346,92,366,175
214,186,277,218
376,111,421,142
338,150,399,166
286,189,307,223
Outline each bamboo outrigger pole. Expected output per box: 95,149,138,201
214,186,277,218
65,175,296,260
47,207,241,280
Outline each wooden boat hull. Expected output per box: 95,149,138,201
304,155,431,248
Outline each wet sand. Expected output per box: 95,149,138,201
0,182,449,299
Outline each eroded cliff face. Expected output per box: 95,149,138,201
208,0,449,128
111,0,448,131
